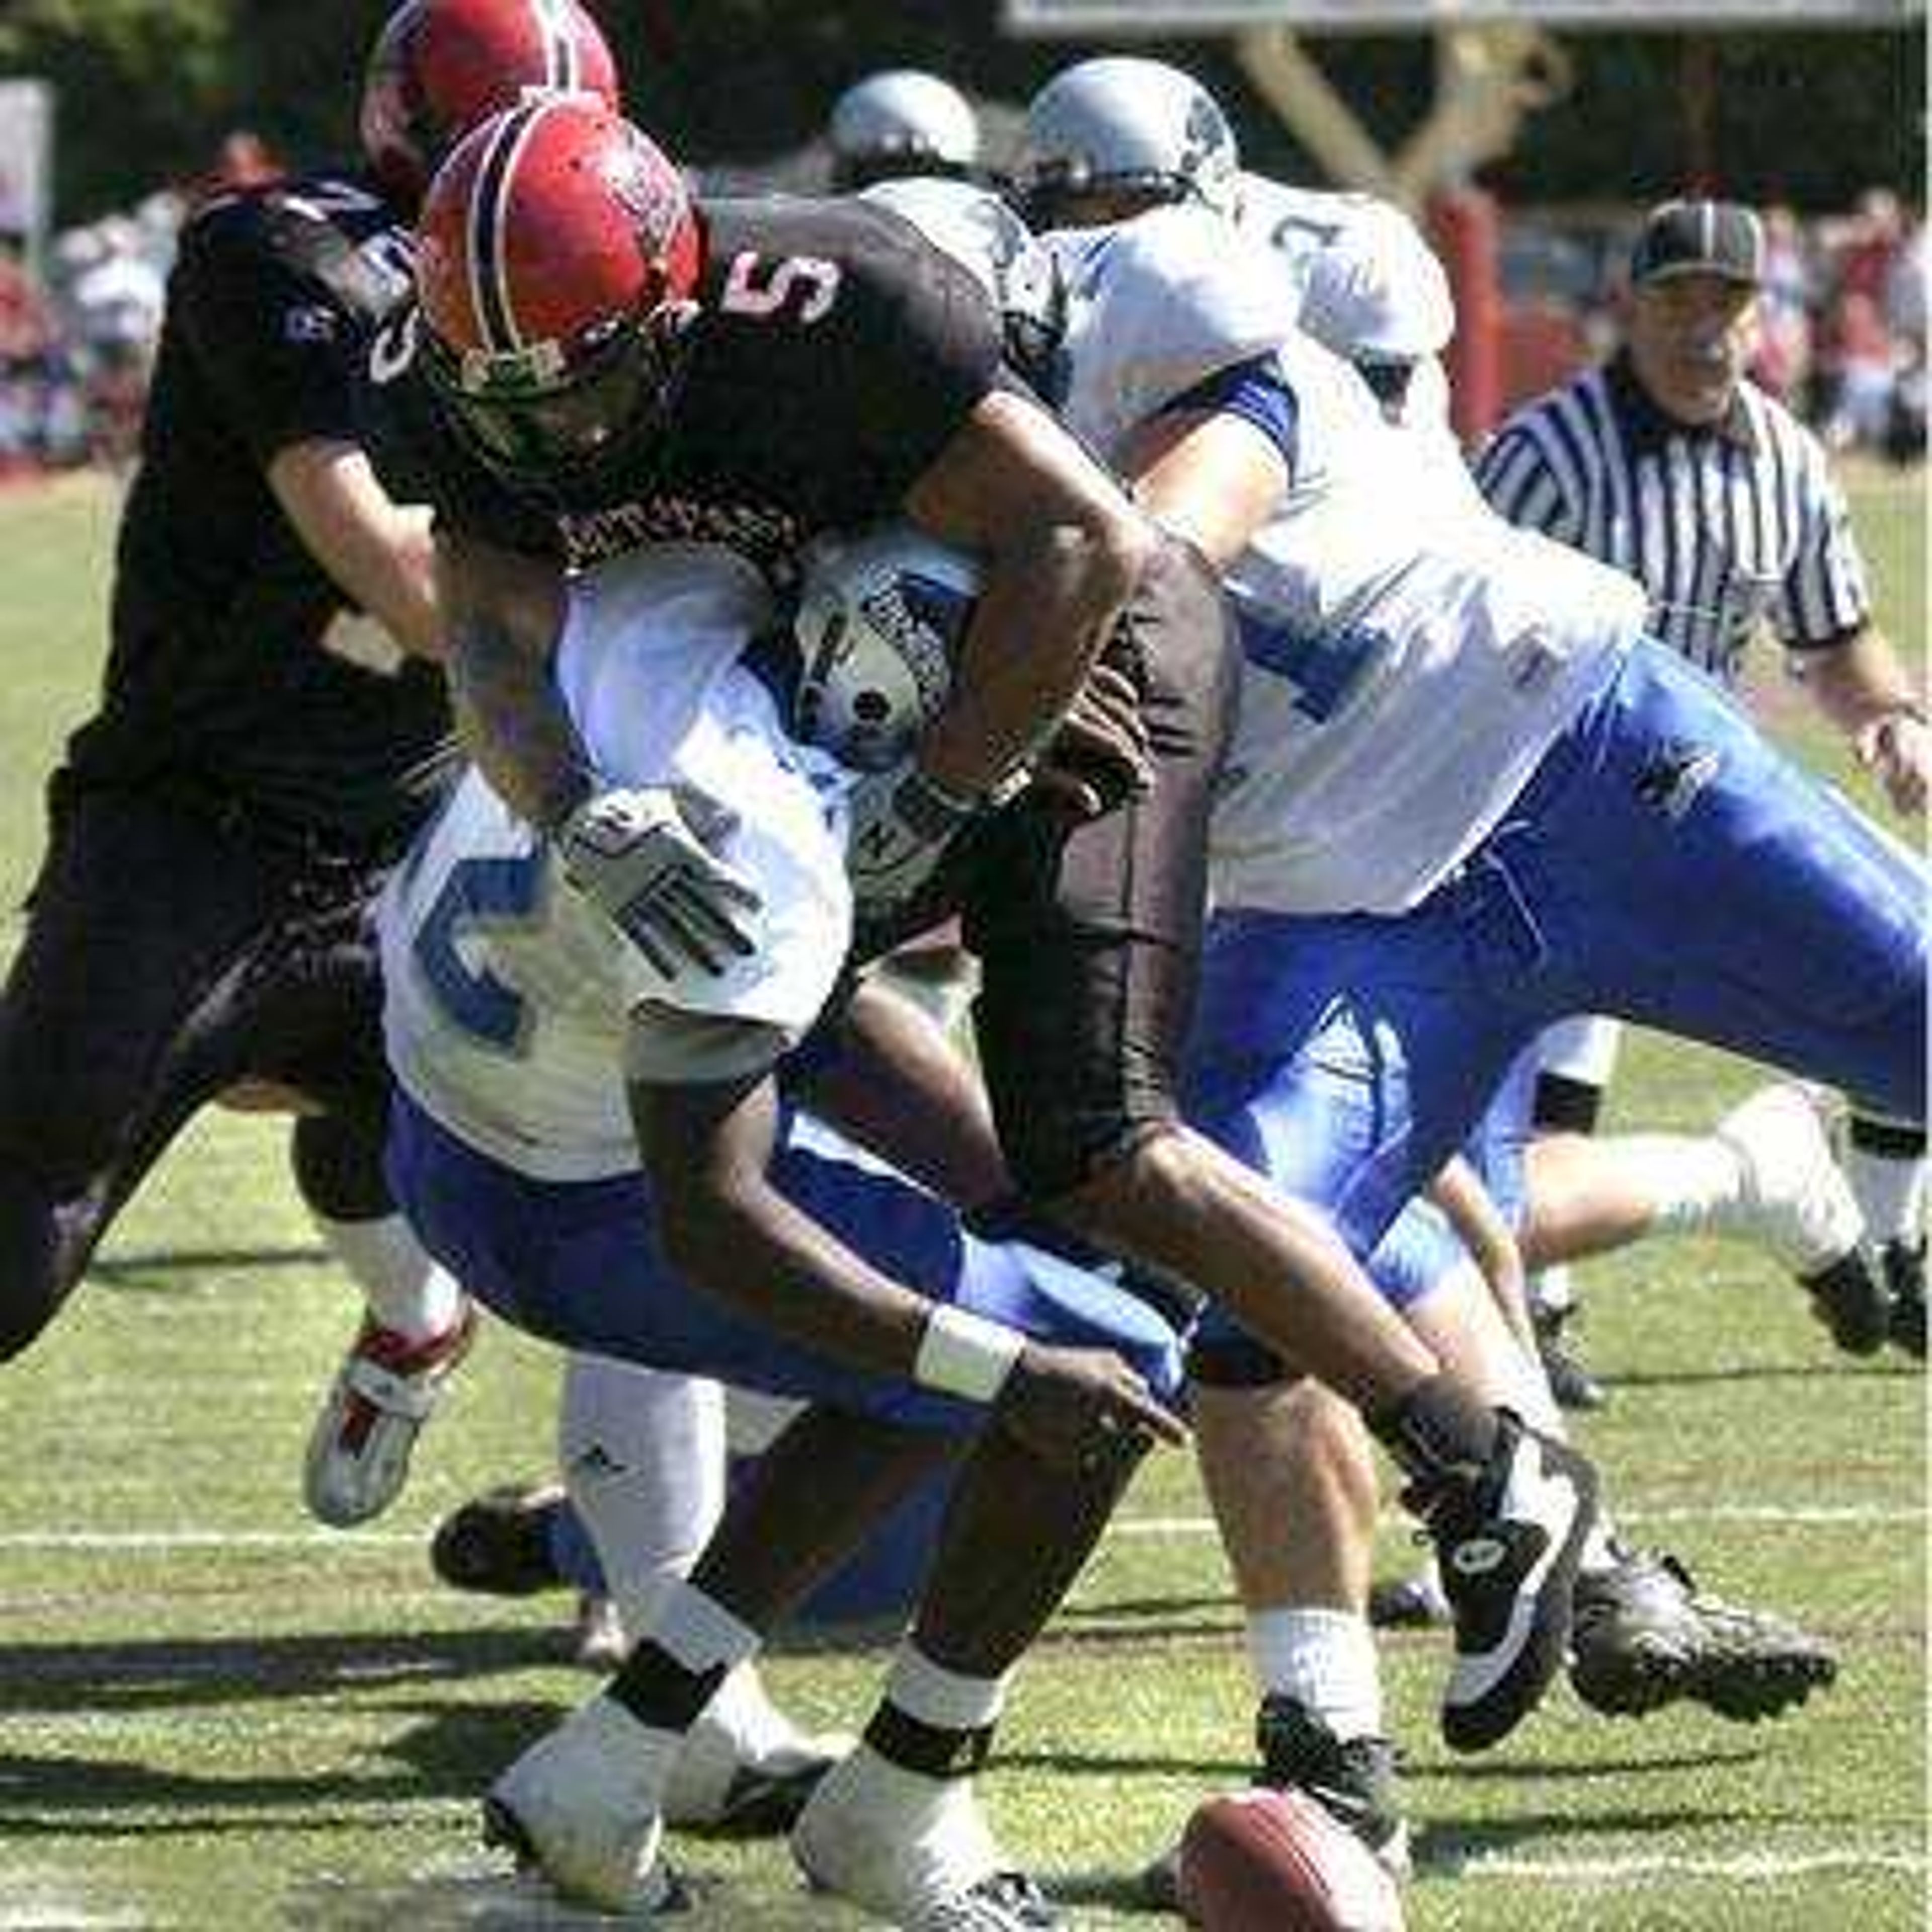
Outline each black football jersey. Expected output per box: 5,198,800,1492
68,170,454,843
362,196,1008,574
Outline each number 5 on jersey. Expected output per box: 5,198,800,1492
721,252,841,325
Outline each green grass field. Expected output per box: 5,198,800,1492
0,469,1924,1930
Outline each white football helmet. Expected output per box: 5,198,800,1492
1019,57,1240,225
829,69,981,190
791,526,980,772
860,177,1068,400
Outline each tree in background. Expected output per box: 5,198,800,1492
4,0,1920,225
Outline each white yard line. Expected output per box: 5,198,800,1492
1464,1848,1926,1884
1106,1501,1926,1539
0,1875,144,1931
0,1498,1920,1552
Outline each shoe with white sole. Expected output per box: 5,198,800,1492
482,1694,682,1913
665,1662,850,1834
1716,1085,1888,1353
791,1743,1058,1928
1404,1412,1599,1753
1569,1547,1837,1723
304,1302,477,1526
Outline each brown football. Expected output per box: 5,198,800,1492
1176,1788,1406,1932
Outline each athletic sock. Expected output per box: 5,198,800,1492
1527,1262,1576,1323
1607,1134,1753,1239
311,1211,463,1343
864,1641,1009,1779
610,1577,760,1735
1844,1117,1926,1247
559,1353,727,1638
1247,1607,1383,1741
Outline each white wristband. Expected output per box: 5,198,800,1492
913,1305,1025,1404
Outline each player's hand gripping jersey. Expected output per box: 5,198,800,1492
380,546,852,1180
1045,206,1649,916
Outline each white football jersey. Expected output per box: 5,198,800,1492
1049,204,1648,916
380,544,853,1181
1236,172,1456,435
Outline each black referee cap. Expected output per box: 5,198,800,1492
1631,199,1765,289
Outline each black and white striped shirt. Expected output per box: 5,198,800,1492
1474,352,1871,682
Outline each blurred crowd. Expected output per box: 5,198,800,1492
0,131,279,477
1754,190,1926,464
0,131,1923,477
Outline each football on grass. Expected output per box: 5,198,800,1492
1177,1788,1406,1931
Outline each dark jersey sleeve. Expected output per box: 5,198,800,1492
172,196,366,467
830,204,1007,502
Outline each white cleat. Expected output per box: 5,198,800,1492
664,1662,851,1832
303,1302,476,1526
482,1694,680,1913
791,1743,1059,1928
1716,1083,1866,1274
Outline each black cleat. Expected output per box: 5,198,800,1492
1570,1548,1836,1722
431,1482,567,1595
1407,1413,1599,1753
1800,1248,1892,1357
1539,1332,1609,1412
1367,1569,1451,1631
1256,1695,1409,1874
1884,1239,1926,1359
1137,1695,1407,1911
1534,1304,1608,1412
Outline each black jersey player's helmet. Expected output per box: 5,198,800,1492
416,98,702,495
360,0,620,209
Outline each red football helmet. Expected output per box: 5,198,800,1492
416,98,703,489
359,0,620,207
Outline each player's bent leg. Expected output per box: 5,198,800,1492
0,785,276,1358
555,1353,850,1830
1559,643,1927,1131
789,1407,1150,1929
1165,1365,1405,1893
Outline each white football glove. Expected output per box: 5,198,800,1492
556,785,760,980
845,761,978,923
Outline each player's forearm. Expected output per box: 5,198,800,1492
1801,625,1926,737
657,1172,936,1382
270,441,444,661
447,614,597,831
436,535,588,833
915,515,1148,797
1121,410,1287,571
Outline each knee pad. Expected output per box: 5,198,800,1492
290,1111,394,1224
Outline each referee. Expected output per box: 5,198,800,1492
1475,197,1928,1376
